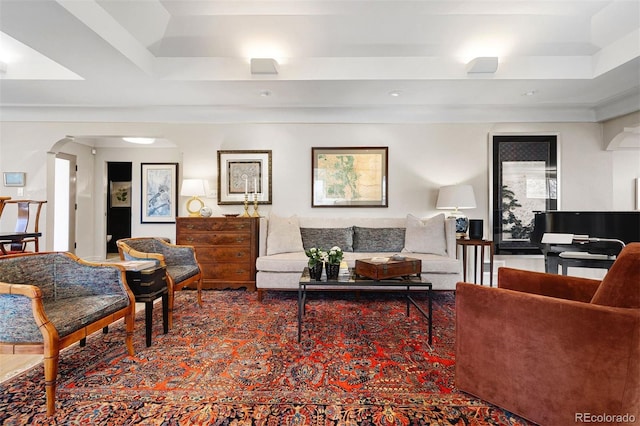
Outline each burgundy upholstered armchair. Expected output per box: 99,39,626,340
455,243,639,426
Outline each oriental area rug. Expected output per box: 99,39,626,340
0,290,532,425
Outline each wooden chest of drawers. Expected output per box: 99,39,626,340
176,217,259,290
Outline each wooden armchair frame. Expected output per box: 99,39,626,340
0,252,135,416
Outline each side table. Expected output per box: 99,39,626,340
101,260,169,347
126,265,169,347
456,239,494,287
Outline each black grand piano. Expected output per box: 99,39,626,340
530,211,640,274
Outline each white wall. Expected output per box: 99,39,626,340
1,120,638,267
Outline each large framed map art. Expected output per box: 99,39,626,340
312,147,388,208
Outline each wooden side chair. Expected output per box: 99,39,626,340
0,199,46,253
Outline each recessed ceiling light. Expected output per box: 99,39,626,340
251,58,278,75
466,57,499,74
389,91,401,97
123,137,155,145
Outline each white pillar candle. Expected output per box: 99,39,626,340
254,177,257,194
245,177,248,194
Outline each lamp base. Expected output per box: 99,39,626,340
447,210,469,239
186,197,205,217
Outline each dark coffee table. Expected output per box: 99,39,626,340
297,267,432,345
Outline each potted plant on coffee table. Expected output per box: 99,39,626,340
325,246,344,280
305,247,324,280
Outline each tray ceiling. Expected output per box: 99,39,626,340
0,0,638,123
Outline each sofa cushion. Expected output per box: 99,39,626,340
590,242,640,308
266,213,304,255
256,251,460,274
256,251,310,272
403,213,447,256
300,227,354,251
166,265,200,284
1,294,130,342
353,226,405,252
48,295,130,338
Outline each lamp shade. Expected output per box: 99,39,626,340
180,179,205,197
436,184,476,210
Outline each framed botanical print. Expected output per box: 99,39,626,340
110,181,131,207
217,150,272,205
141,163,178,223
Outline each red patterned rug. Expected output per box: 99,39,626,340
0,290,533,425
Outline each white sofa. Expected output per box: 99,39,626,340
256,214,461,299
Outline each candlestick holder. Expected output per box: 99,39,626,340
241,193,250,217
252,193,260,217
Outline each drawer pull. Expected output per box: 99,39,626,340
236,253,244,257
186,224,195,229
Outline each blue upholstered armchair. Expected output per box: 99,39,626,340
116,237,203,329
0,252,135,416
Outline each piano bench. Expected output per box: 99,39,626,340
558,251,616,275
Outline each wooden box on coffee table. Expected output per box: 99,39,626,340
355,256,421,280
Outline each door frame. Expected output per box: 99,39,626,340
46,151,77,253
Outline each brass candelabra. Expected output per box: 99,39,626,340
252,193,260,217
241,193,250,217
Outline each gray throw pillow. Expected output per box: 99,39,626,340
353,227,405,252
300,227,354,252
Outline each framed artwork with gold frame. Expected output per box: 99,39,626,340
312,147,388,208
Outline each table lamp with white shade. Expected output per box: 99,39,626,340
436,184,477,238
181,179,206,217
